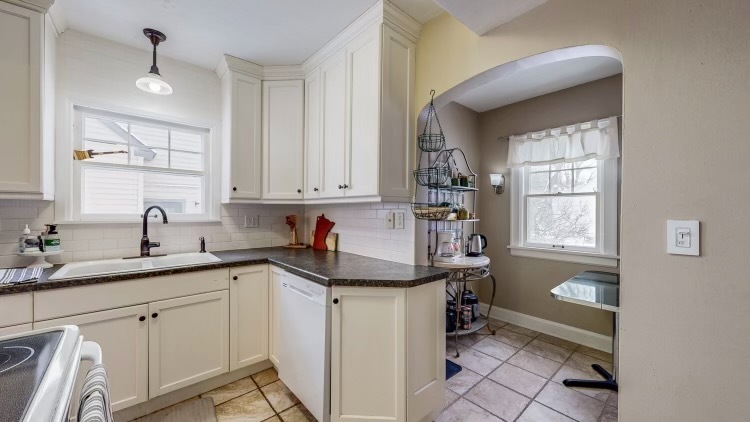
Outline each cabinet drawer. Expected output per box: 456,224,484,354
0,293,33,328
34,269,230,321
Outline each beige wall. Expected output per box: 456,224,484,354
416,1,750,420
476,75,622,336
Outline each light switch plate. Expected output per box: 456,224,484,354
667,220,699,256
385,212,395,230
394,212,405,229
245,215,259,228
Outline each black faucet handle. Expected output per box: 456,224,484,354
199,237,206,253
149,242,160,248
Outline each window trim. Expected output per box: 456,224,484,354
509,158,619,267
59,104,218,223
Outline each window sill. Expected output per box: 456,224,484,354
508,245,619,267
54,219,222,225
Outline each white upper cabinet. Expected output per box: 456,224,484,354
262,80,304,200
304,11,418,203
217,56,262,202
345,26,381,198
304,69,322,199
216,3,419,204
319,51,348,199
379,25,416,200
0,2,54,200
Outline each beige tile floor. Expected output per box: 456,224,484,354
141,318,616,422
440,318,618,422
141,367,315,422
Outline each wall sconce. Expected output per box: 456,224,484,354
490,173,505,194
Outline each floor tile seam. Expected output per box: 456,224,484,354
256,384,284,419
462,374,530,422
518,343,571,364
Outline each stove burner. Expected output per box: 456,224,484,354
0,346,35,374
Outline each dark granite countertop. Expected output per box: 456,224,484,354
0,248,449,295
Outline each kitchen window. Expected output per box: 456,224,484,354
508,117,619,267
69,106,213,222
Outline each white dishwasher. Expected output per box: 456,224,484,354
278,272,331,422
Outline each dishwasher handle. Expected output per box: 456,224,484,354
283,282,315,300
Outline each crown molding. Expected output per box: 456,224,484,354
383,1,422,43
215,55,264,80
262,65,305,81
302,0,384,74
3,0,54,13
46,2,67,37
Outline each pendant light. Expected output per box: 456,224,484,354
136,28,173,95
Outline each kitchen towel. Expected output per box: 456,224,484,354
78,364,114,422
0,267,43,286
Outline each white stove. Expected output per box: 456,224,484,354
0,326,102,422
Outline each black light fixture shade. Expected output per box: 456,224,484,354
136,28,173,95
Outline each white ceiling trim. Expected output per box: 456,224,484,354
433,0,548,35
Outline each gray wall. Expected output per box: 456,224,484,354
476,75,623,336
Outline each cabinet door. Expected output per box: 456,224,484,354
379,25,416,200
345,25,381,198
319,51,347,198
269,266,284,367
34,305,149,412
331,287,406,422
149,291,229,397
229,265,269,371
0,3,43,196
304,69,322,198
223,72,262,201
262,80,305,200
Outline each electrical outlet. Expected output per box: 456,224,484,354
385,212,395,229
245,215,259,228
394,212,405,229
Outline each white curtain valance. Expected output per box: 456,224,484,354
507,116,620,168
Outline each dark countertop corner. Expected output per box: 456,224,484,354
0,247,449,295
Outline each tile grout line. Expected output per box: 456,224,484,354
448,319,613,422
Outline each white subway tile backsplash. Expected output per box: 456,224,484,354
306,202,416,264
0,199,417,268
0,201,304,268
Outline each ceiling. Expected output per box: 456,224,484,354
454,56,623,112
433,0,547,35
389,0,444,24
51,0,383,69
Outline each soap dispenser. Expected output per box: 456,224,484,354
43,224,61,252
18,224,31,253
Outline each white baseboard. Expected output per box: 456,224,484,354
480,303,612,353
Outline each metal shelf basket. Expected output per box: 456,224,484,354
418,90,446,152
410,203,451,221
413,166,450,187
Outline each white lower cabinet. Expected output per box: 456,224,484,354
229,265,269,371
331,281,445,422
149,291,229,398
34,304,149,413
269,265,284,367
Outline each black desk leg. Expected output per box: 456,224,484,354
562,364,618,392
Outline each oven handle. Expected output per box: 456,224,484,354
80,341,102,366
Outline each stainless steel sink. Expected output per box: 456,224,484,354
48,252,222,280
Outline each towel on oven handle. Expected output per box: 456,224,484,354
77,364,114,422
